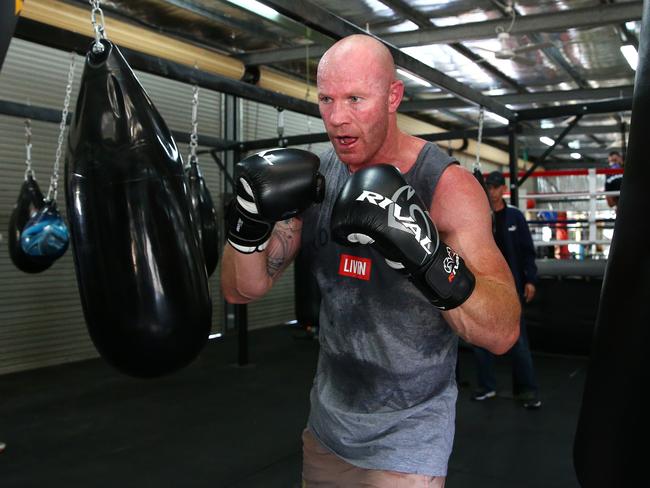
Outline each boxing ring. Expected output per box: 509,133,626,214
500,167,623,259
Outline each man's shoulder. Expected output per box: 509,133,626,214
505,204,527,223
505,204,524,214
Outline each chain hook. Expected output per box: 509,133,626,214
89,0,107,54
24,118,34,180
276,107,285,147
46,53,76,204
187,84,200,168
474,106,485,172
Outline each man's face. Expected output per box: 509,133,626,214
608,153,623,166
317,62,400,167
487,184,505,206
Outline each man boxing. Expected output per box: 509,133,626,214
221,34,520,487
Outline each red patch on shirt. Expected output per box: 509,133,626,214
338,254,372,281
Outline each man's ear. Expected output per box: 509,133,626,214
388,80,404,113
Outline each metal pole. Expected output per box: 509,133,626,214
621,121,628,161
508,122,519,206
1,0,20,71
222,94,249,366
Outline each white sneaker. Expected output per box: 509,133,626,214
472,390,496,401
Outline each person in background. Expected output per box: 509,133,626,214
605,151,624,209
472,171,541,409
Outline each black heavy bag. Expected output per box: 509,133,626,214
8,175,52,273
185,161,219,277
65,40,211,378
573,1,650,485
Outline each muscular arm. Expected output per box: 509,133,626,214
431,165,520,355
221,218,303,304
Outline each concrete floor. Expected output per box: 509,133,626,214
0,325,586,487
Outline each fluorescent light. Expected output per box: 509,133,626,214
489,112,509,125
396,68,432,87
540,136,555,146
568,140,581,149
386,20,419,33
571,152,582,159
540,120,555,129
208,333,222,340
626,21,636,31
225,0,280,21
621,44,638,71
364,0,392,14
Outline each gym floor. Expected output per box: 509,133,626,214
0,325,585,488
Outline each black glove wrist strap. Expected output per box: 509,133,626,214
226,204,274,254
415,242,476,310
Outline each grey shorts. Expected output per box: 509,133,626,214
301,429,446,488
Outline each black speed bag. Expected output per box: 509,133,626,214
8,175,53,273
185,162,220,277
65,39,211,378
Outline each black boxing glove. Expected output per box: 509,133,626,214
331,164,475,310
227,148,325,253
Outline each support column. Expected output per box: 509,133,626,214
508,122,519,207
222,94,249,366
1,1,22,71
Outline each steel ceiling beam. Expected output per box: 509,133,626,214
246,1,642,66
238,125,510,152
518,115,582,186
521,124,625,136
516,98,633,120
0,100,234,149
384,2,642,47
379,0,526,92
542,160,609,169
258,0,515,120
527,147,622,156
487,0,592,90
400,86,634,112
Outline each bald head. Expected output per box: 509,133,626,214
318,35,396,93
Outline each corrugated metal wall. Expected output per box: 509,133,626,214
0,39,225,375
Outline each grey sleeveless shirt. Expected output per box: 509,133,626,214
300,143,459,476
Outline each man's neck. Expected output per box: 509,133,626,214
368,132,426,173
493,199,506,212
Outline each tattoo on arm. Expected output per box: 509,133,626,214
266,219,300,278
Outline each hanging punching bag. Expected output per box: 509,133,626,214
185,161,219,277
573,2,650,485
8,175,53,273
65,39,211,378
20,200,69,264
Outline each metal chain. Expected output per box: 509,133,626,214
89,0,107,54
474,106,485,171
46,54,76,203
24,118,34,180
187,84,200,167
277,107,285,147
